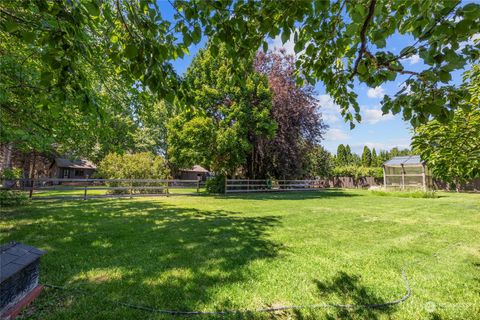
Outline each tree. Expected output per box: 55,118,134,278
167,44,276,175
252,49,328,179
362,146,372,167
0,15,158,163
305,145,333,178
345,145,353,164
412,65,480,189
2,0,478,131
371,148,378,167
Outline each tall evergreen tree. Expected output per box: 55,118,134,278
371,148,378,167
362,146,372,167
336,144,347,166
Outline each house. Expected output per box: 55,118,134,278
50,158,96,179
175,165,210,181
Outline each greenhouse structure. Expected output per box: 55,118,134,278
382,155,431,190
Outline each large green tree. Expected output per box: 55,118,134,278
167,44,276,175
412,65,480,188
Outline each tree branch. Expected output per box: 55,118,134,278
350,0,376,80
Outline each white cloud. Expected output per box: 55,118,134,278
317,94,342,124
317,94,341,112
325,128,349,141
404,54,420,65
322,113,340,123
363,108,394,124
367,86,385,99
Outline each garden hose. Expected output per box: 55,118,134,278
41,242,461,317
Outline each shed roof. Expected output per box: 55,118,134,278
180,165,209,173
55,158,96,169
383,155,424,167
0,242,46,282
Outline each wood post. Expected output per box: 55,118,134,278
196,179,200,193
401,164,405,190
382,166,386,190
422,164,427,191
29,152,36,199
83,183,88,200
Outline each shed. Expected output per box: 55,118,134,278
176,165,210,181
382,155,431,190
50,158,96,179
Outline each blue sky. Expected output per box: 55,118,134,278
161,1,474,155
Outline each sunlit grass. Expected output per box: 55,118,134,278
1,189,478,319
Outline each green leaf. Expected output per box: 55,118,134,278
358,60,367,75
400,46,416,57
85,2,100,16
124,45,138,59
21,31,35,43
4,20,19,32
281,31,290,44
294,41,304,53
192,25,201,44
262,41,268,53
438,70,451,83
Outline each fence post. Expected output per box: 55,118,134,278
29,179,34,199
196,179,200,193
166,180,170,197
83,183,87,200
224,176,227,194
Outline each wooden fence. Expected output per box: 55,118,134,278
225,177,383,193
9,178,205,200
226,179,327,193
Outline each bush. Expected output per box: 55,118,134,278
332,166,383,179
0,190,29,206
205,175,225,193
371,190,437,198
0,168,23,180
96,152,170,194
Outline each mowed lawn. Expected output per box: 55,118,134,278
1,190,479,319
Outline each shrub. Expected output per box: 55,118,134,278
205,175,225,194
0,168,23,180
0,190,29,206
332,166,383,179
96,152,170,194
371,190,437,198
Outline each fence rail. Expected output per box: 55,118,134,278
225,179,327,193
5,178,205,200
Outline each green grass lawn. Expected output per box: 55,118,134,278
1,190,479,319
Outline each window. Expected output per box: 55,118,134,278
74,169,84,177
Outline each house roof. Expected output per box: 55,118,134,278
55,158,96,169
180,165,209,173
383,155,424,167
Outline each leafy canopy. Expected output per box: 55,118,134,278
412,65,480,185
2,0,479,131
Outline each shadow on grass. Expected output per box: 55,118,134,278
2,200,283,318
217,189,361,201
312,271,396,320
